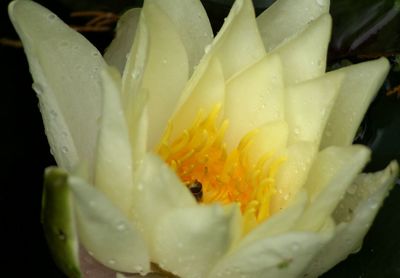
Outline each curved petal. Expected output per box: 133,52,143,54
104,8,141,73
131,153,196,255
69,176,150,275
272,141,316,212
257,0,330,51
94,68,134,214
224,54,285,150
173,0,265,116
170,57,225,141
272,14,332,84
296,145,371,231
321,58,390,148
208,219,334,278
152,205,241,278
285,71,344,145
148,0,213,74
304,161,399,277
9,0,105,174
140,2,190,148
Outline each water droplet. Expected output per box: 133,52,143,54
162,59,167,64
137,184,143,191
48,14,56,21
92,51,100,57
89,200,96,207
116,222,126,231
204,44,212,54
370,203,378,210
32,83,44,95
134,265,143,272
88,250,94,256
294,127,300,135
50,110,58,118
316,0,326,7
132,70,140,80
61,146,68,154
108,259,116,265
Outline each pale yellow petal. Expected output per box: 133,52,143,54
104,8,141,73
9,0,105,174
285,71,344,145
272,142,317,213
305,161,398,277
257,0,329,51
296,145,371,231
224,54,285,149
94,68,134,214
170,57,225,140
131,153,196,256
153,204,241,278
272,14,332,84
321,58,390,148
147,0,213,74
69,176,150,274
208,218,334,278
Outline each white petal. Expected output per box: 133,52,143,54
296,145,371,231
69,176,150,274
272,14,332,84
104,8,141,73
170,57,225,140
140,2,190,148
94,68,134,214
257,0,329,51
272,141,317,212
285,71,344,145
9,0,105,174
131,153,196,255
208,218,334,278
153,205,241,278
321,58,390,148
147,0,213,74
224,54,284,149
305,161,399,277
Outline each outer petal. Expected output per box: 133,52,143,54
272,14,332,84
94,68,134,214
131,153,196,256
208,219,335,278
9,0,105,174
42,167,81,278
69,176,150,274
257,0,329,51
224,54,285,149
321,58,390,148
104,8,141,73
296,145,371,231
153,205,241,278
304,161,399,277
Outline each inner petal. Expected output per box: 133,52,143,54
157,107,285,233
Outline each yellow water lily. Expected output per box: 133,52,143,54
9,0,399,277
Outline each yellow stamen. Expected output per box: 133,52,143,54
157,106,285,233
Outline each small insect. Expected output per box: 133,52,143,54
186,180,203,202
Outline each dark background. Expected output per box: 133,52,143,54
1,0,399,276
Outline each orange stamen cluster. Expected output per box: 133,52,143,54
157,106,285,232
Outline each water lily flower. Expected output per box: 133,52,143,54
9,0,399,277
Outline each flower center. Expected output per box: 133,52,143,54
157,106,285,232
